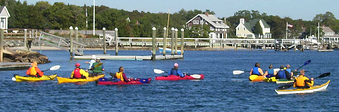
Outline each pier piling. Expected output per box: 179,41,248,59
163,27,167,56
180,28,184,55
69,26,74,59
171,28,174,55
0,29,3,62
103,27,106,54
115,28,119,55
152,27,156,60
175,28,178,55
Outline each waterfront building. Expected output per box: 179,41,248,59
236,18,271,38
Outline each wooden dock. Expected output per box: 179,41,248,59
73,54,183,60
0,62,31,70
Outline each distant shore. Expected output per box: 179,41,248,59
9,46,248,51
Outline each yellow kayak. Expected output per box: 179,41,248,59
263,77,277,82
13,74,58,82
57,75,105,84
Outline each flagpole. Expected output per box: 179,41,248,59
286,22,288,39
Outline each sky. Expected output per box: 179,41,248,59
26,0,338,21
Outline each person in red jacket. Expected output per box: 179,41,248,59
26,62,44,77
71,63,89,79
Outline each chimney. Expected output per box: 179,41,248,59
240,18,245,24
205,12,209,17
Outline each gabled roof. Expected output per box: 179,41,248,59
243,19,270,31
186,14,229,29
322,27,334,33
0,6,10,17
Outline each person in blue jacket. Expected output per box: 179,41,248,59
276,65,292,80
265,65,275,78
168,63,185,77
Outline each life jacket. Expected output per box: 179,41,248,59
92,63,103,73
277,70,287,79
115,72,124,81
251,67,260,75
73,68,82,78
295,76,314,87
266,69,274,78
30,67,37,76
170,68,179,76
286,69,292,73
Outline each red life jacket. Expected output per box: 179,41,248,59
73,68,82,78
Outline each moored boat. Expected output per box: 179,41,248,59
275,80,330,95
97,78,152,85
155,74,204,80
159,47,182,54
57,75,105,84
13,74,58,82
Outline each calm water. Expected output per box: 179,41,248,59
0,49,338,111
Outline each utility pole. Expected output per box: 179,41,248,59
93,0,95,35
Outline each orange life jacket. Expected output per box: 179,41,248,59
294,75,314,87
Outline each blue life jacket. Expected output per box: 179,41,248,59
252,67,260,75
286,69,291,73
277,70,287,79
266,69,274,78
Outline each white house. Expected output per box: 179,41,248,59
186,13,229,40
236,18,271,38
322,26,335,37
0,6,10,30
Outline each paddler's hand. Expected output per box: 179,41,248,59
311,78,314,81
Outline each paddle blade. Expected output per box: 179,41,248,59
190,74,201,79
154,69,165,74
315,72,330,79
277,83,293,90
303,60,311,66
233,70,245,75
50,65,60,71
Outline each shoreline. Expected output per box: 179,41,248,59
9,46,249,51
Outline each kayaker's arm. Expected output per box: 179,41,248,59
249,69,253,75
258,68,264,75
177,70,185,77
285,71,292,80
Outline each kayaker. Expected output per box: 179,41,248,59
250,63,264,76
286,64,294,76
168,63,185,77
264,65,275,78
26,62,44,77
276,65,292,80
85,55,96,72
90,58,104,77
293,69,314,88
71,63,89,79
114,66,130,82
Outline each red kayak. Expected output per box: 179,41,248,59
97,78,152,85
155,74,204,80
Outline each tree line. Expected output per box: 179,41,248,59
2,0,339,38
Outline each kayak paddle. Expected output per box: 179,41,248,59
295,60,311,71
42,65,61,72
153,69,201,79
277,72,330,90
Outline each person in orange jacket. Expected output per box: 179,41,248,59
293,69,314,88
26,62,44,77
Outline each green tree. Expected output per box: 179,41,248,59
252,22,263,36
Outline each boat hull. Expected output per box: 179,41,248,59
275,80,330,94
14,74,57,82
159,48,181,54
57,75,105,84
97,78,152,85
155,74,204,80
